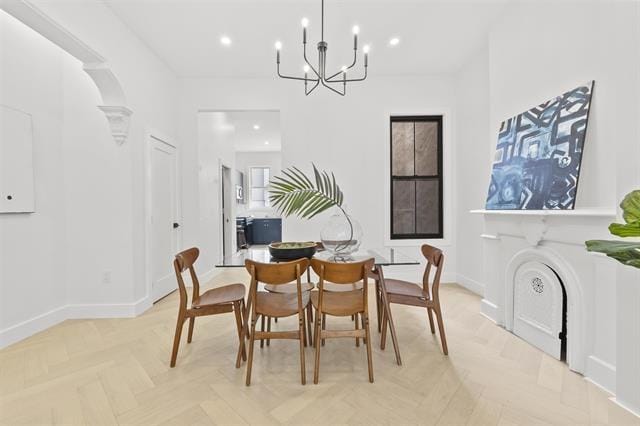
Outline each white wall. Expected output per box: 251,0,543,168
197,112,237,272
179,76,458,283
235,150,282,217
0,0,178,346
454,0,640,413
454,46,490,294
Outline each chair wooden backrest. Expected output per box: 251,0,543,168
245,258,310,312
174,247,202,310
421,244,444,303
310,258,375,312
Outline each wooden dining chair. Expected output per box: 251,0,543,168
170,247,246,368
263,280,314,347
310,258,375,384
379,244,448,355
243,258,310,385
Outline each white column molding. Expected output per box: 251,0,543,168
0,0,133,145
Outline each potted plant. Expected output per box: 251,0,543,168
585,190,640,268
268,164,362,255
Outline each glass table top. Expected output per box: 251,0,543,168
216,246,418,268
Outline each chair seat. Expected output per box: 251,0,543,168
263,281,314,294
192,283,245,308
255,291,310,318
322,281,363,292
310,290,363,316
383,279,428,299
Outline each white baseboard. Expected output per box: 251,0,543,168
67,296,152,319
585,356,616,395
480,298,499,323
456,273,485,295
610,397,640,419
0,296,153,349
0,305,68,348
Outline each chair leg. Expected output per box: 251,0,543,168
234,301,246,368
435,308,449,355
355,312,360,347
245,319,257,386
313,309,322,384
299,316,306,385
260,315,265,348
321,313,326,346
267,316,271,347
361,313,367,344
302,312,307,347
380,307,388,350
364,312,374,383
375,282,382,333
426,307,436,334
170,313,186,368
187,317,195,343
306,304,313,346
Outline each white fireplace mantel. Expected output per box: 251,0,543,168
470,208,616,218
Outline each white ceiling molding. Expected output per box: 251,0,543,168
0,0,133,145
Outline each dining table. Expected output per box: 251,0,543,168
216,246,419,365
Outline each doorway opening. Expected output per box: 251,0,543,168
197,110,282,264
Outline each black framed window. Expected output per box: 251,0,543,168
390,115,443,239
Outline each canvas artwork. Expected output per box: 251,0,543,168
485,81,594,210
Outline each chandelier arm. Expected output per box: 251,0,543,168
325,49,358,81
277,63,318,82
303,43,322,79
305,79,320,96
327,66,368,83
319,78,345,96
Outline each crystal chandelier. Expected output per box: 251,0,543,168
275,0,369,96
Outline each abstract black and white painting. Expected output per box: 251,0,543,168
485,81,594,210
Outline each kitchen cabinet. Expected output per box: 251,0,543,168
251,218,282,244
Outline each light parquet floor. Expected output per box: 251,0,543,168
1,268,639,425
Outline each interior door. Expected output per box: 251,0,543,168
513,261,565,359
150,137,179,302
221,165,233,258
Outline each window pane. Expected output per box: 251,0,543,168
415,122,439,175
251,188,264,202
264,189,271,207
392,180,415,234
262,168,270,186
391,122,414,176
251,168,264,188
416,179,440,234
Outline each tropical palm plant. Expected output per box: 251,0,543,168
585,190,640,269
268,164,354,251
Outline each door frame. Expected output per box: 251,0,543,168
144,129,181,304
219,160,234,261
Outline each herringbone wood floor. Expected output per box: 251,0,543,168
1,268,638,425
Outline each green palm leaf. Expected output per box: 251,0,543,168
269,164,344,219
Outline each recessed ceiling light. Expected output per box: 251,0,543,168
264,141,270,145
253,124,260,130
220,35,231,46
389,37,400,46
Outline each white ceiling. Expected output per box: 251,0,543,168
105,0,508,78
203,110,281,152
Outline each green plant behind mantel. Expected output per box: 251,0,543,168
585,190,640,269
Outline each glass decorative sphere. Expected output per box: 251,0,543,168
320,212,363,255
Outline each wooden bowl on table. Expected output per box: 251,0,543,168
268,241,317,261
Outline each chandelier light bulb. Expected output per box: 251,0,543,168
389,37,400,46
220,35,231,46
303,64,310,73
341,65,347,72
301,17,309,28
275,41,282,50
352,25,360,35
363,44,370,54
253,124,260,130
